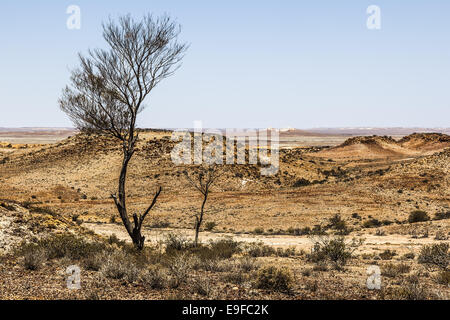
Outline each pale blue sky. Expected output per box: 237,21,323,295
0,1,449,128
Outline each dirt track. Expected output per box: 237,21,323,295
84,222,440,255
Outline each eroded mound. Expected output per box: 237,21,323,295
312,133,450,160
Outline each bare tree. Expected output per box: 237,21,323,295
59,14,188,249
183,165,220,247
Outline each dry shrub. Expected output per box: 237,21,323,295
190,276,217,298
390,275,431,300
167,253,193,288
307,236,360,270
100,250,140,283
142,267,168,289
435,270,450,286
379,249,397,260
418,243,449,271
254,266,293,292
245,242,276,257
382,263,411,278
234,256,258,272
23,248,46,270
224,270,246,285
434,231,448,241
408,210,430,223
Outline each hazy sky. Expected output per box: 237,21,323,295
1,1,449,129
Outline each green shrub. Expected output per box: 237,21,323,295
408,210,430,223
254,266,293,292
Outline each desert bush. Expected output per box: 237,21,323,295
150,220,171,228
382,263,411,278
253,228,264,235
204,221,217,231
208,239,241,259
107,234,126,247
18,234,106,261
327,214,350,235
164,234,192,255
245,242,276,257
434,211,450,221
100,250,140,283
379,249,397,260
306,236,359,269
434,231,448,241
83,252,106,271
190,276,216,297
234,256,258,272
363,218,382,228
254,266,293,292
287,227,311,236
189,239,241,263
167,253,192,288
191,256,233,272
23,248,47,270
435,270,450,286
402,252,415,260
293,178,311,187
224,270,246,285
141,267,168,289
390,275,430,300
408,210,430,223
275,247,297,257
418,243,449,270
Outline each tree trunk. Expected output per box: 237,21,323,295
194,193,208,247
113,143,146,250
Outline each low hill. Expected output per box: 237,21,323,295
311,133,450,160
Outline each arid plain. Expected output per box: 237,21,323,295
0,128,449,300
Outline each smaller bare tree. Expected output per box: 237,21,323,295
183,165,220,247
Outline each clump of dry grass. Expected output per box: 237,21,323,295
382,263,411,278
